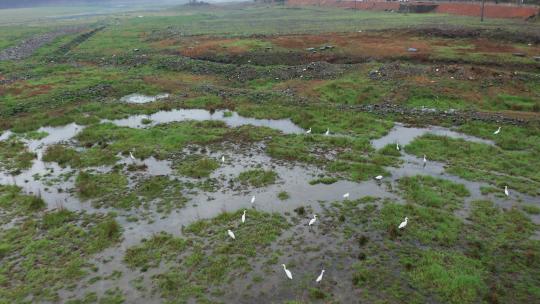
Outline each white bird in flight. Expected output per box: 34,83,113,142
282,264,293,280
325,128,330,136
309,214,317,226
398,217,408,229
494,127,501,135
306,128,312,134
396,143,400,151
227,229,236,240
375,175,383,180
241,210,246,223
343,193,349,199
504,185,509,196
316,269,325,283
251,195,256,204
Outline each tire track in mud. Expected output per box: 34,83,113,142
0,27,86,61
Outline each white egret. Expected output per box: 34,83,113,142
227,229,236,240
251,195,256,204
375,175,383,180
396,143,400,151
316,269,325,283
221,155,225,163
494,127,501,135
325,128,330,136
309,214,317,226
504,185,509,196
343,193,350,199
398,217,408,229
282,264,293,280
242,210,246,223
306,128,312,134
129,152,136,161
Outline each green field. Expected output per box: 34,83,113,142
0,3,539,304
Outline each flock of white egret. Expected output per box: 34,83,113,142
127,126,506,282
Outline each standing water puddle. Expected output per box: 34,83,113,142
119,93,170,104
371,122,494,149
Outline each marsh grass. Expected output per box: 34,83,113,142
176,155,220,178
398,175,469,211
237,169,278,188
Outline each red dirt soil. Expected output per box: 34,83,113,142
287,0,539,19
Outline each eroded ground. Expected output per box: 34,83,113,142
0,3,539,304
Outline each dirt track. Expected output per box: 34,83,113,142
0,27,85,61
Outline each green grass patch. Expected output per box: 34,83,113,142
176,155,220,178
398,175,469,211
237,169,278,188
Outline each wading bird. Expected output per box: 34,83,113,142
251,195,256,204
398,217,408,229
221,156,225,163
309,214,317,226
227,229,236,240
282,264,293,279
375,175,383,180
396,143,400,151
343,193,349,199
494,127,501,135
306,128,312,134
504,185,509,197
316,269,325,283
129,152,136,161
325,128,330,136
423,154,427,166
242,210,246,223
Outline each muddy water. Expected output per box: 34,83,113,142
109,109,305,134
1,111,538,303
119,93,170,104
371,122,494,149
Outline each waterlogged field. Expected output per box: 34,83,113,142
0,3,539,304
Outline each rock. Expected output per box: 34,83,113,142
306,47,316,51
407,47,418,52
533,56,540,62
512,52,526,57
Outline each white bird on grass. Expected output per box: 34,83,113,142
325,128,330,136
242,210,246,223
306,128,312,134
504,185,509,197
423,154,427,166
282,264,293,280
396,143,400,151
251,195,256,204
227,229,236,240
343,193,350,199
398,217,408,229
316,269,325,283
309,214,317,226
494,127,501,135
375,175,383,180
129,152,136,161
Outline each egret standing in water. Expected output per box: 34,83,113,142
129,152,136,162
423,154,427,167
343,193,349,199
316,269,325,283
375,175,383,181
398,217,408,229
221,155,225,163
241,210,246,223
494,127,501,135
227,229,236,240
396,143,400,151
306,128,312,134
504,185,509,197
325,128,330,136
309,214,317,226
282,264,293,280
251,195,256,204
